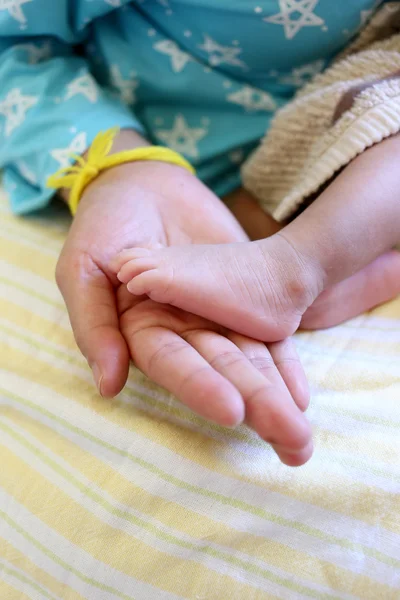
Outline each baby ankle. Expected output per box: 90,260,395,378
272,232,325,310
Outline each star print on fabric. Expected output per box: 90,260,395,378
156,115,207,158
154,40,193,73
50,132,87,169
227,85,276,112
64,74,98,103
104,0,122,7
198,35,247,70
17,41,52,64
0,0,32,26
278,59,324,87
264,0,325,40
0,88,38,137
109,65,139,105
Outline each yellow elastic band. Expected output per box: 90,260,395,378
47,127,195,216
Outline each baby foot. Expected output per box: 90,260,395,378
112,235,321,342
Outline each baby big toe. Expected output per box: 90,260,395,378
126,268,167,299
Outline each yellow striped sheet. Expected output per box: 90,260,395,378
1,324,398,530
0,239,58,281
0,406,386,598
0,299,77,349
0,545,84,600
4,445,352,600
0,580,34,600
2,333,398,541
1,188,400,599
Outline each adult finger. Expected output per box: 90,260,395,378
185,330,313,467
121,320,245,427
56,250,130,397
267,338,310,412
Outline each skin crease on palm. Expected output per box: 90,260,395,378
56,129,400,467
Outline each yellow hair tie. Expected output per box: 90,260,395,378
47,127,195,215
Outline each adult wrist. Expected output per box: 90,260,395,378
59,128,150,203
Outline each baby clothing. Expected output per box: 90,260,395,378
0,0,385,213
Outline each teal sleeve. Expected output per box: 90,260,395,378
0,36,142,214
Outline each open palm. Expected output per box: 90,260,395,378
56,162,312,466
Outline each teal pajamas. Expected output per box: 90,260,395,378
0,0,385,213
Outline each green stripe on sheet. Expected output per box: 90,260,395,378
1,386,399,571
0,418,343,600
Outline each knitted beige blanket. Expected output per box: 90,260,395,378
242,2,400,221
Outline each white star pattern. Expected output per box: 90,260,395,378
17,41,52,64
0,88,38,137
156,115,207,158
198,35,247,70
64,74,98,103
264,0,325,40
0,0,32,26
109,65,139,105
104,0,121,7
50,132,88,169
278,59,324,87
227,85,276,112
154,40,193,73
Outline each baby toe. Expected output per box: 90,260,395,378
126,269,159,297
127,267,173,302
110,247,153,273
117,257,157,283
117,256,158,284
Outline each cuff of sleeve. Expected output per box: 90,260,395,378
242,78,400,222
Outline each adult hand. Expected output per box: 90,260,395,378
55,134,311,466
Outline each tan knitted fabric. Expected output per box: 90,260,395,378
242,3,400,222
